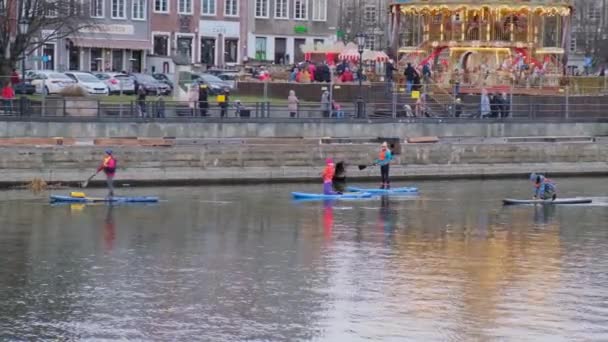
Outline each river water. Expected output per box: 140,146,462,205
1,178,607,341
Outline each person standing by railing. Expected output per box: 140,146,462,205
1,82,15,115
198,84,209,117
321,90,330,118
288,90,299,118
404,63,418,94
136,86,147,117
188,84,199,117
219,89,230,118
385,59,397,93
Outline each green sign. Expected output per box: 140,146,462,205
294,25,308,34
337,30,345,39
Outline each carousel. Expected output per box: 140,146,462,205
387,0,573,88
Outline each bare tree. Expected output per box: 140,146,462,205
0,0,93,77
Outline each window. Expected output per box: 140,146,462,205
294,0,307,20
153,35,169,56
179,0,192,14
255,37,267,60
364,5,376,24
365,35,375,50
275,0,288,19
112,50,123,72
154,0,168,13
312,0,326,21
570,37,577,53
201,0,215,15
111,0,126,18
177,36,193,60
225,0,238,16
45,1,58,17
132,0,146,19
255,0,268,18
90,0,103,17
67,0,82,16
588,6,600,22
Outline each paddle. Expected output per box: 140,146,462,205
81,172,98,188
358,163,377,171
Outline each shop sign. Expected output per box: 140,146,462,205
294,25,308,34
80,24,135,35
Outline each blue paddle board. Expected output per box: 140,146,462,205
291,192,372,200
50,195,159,203
503,198,592,205
347,186,418,194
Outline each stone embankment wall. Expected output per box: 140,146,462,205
1,120,608,139
1,142,606,186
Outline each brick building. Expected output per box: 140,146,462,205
148,0,248,73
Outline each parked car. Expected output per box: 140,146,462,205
14,82,36,95
216,72,239,89
130,73,171,95
64,72,109,95
194,73,233,95
29,71,75,95
94,72,135,95
152,73,174,91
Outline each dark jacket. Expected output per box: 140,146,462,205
405,65,418,81
385,62,397,79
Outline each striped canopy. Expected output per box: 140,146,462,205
339,49,390,62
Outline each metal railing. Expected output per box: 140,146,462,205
2,76,608,121
0,94,606,121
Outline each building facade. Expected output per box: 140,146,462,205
247,0,339,64
148,0,248,73
569,0,607,69
51,0,151,72
337,0,388,51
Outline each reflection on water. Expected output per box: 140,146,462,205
1,179,608,341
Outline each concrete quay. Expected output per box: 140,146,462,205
2,119,608,139
0,141,606,187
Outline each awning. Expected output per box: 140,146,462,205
339,49,390,62
70,37,151,50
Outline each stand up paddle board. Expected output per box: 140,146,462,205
503,198,592,205
50,195,159,203
347,186,418,194
291,192,372,200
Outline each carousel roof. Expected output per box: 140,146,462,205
389,0,572,5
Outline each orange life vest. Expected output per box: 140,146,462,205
322,164,335,182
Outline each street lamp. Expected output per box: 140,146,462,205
18,19,29,116
18,19,29,86
356,32,366,118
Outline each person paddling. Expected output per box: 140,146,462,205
333,161,347,193
321,158,340,195
97,149,117,197
375,142,393,189
530,173,557,200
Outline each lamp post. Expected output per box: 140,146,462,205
18,19,29,116
356,32,366,118
18,19,29,85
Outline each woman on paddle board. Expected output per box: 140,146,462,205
375,142,393,189
530,173,557,200
98,150,117,197
321,158,338,195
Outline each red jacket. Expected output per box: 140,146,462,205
98,156,117,176
1,86,15,99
